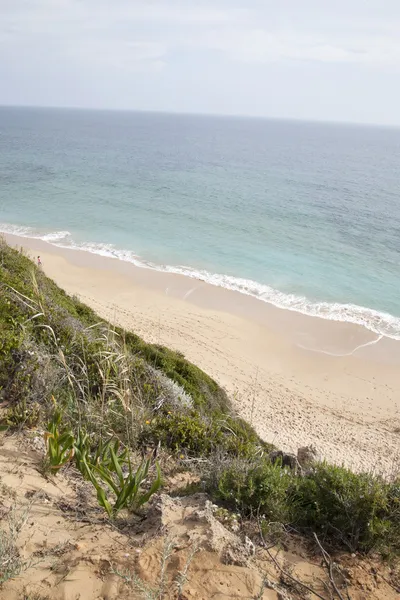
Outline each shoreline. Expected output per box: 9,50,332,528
2,225,399,343
3,232,400,475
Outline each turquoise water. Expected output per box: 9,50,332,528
1,107,400,339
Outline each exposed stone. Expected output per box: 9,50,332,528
221,544,249,567
262,578,293,600
297,445,321,468
269,450,299,470
277,591,293,600
244,536,255,556
184,499,256,567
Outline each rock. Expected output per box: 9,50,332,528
277,591,293,600
221,545,249,567
297,445,321,468
184,498,255,568
262,578,293,600
269,450,299,470
32,434,46,453
244,536,255,556
231,519,240,533
342,567,354,580
221,535,256,567
147,493,183,528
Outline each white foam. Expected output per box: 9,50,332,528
41,231,71,242
0,223,37,238
0,223,71,244
1,222,400,341
160,267,400,341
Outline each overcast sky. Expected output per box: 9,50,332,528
1,0,400,125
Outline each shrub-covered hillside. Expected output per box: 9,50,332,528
0,238,269,458
1,238,399,560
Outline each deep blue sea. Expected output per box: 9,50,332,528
1,107,400,339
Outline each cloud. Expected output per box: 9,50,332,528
65,39,168,72
1,0,400,71
0,1,248,72
0,1,246,36
2,0,400,123
199,28,400,66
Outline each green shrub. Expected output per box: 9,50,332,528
141,409,266,459
209,458,293,523
218,415,273,458
292,463,400,553
208,459,400,555
141,412,219,455
0,239,230,422
4,399,41,429
0,322,24,403
7,363,37,405
122,336,230,413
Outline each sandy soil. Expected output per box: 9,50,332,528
0,432,398,600
3,233,400,476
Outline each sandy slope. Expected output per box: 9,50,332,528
0,433,398,600
4,233,400,475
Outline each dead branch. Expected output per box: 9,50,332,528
257,518,327,600
313,533,351,600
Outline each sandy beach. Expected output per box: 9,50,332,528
4,232,400,476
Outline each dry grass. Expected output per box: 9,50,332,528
0,502,33,586
22,590,50,600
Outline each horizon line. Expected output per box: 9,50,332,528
1,103,399,130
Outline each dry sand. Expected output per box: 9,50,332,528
2,433,397,600
4,233,400,476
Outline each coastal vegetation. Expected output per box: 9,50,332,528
0,238,399,597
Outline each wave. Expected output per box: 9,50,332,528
41,230,72,243
1,222,400,341
163,268,400,341
0,223,72,243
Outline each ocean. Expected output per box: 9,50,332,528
1,106,400,340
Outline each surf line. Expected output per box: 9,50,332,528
297,334,384,357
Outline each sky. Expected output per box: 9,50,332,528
1,0,400,125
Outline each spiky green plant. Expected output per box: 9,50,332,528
73,427,161,518
43,401,75,473
87,454,161,519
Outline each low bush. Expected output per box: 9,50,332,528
291,463,400,554
4,399,41,429
217,415,273,458
122,336,231,413
140,409,267,459
207,457,293,524
141,411,218,456
206,458,400,554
